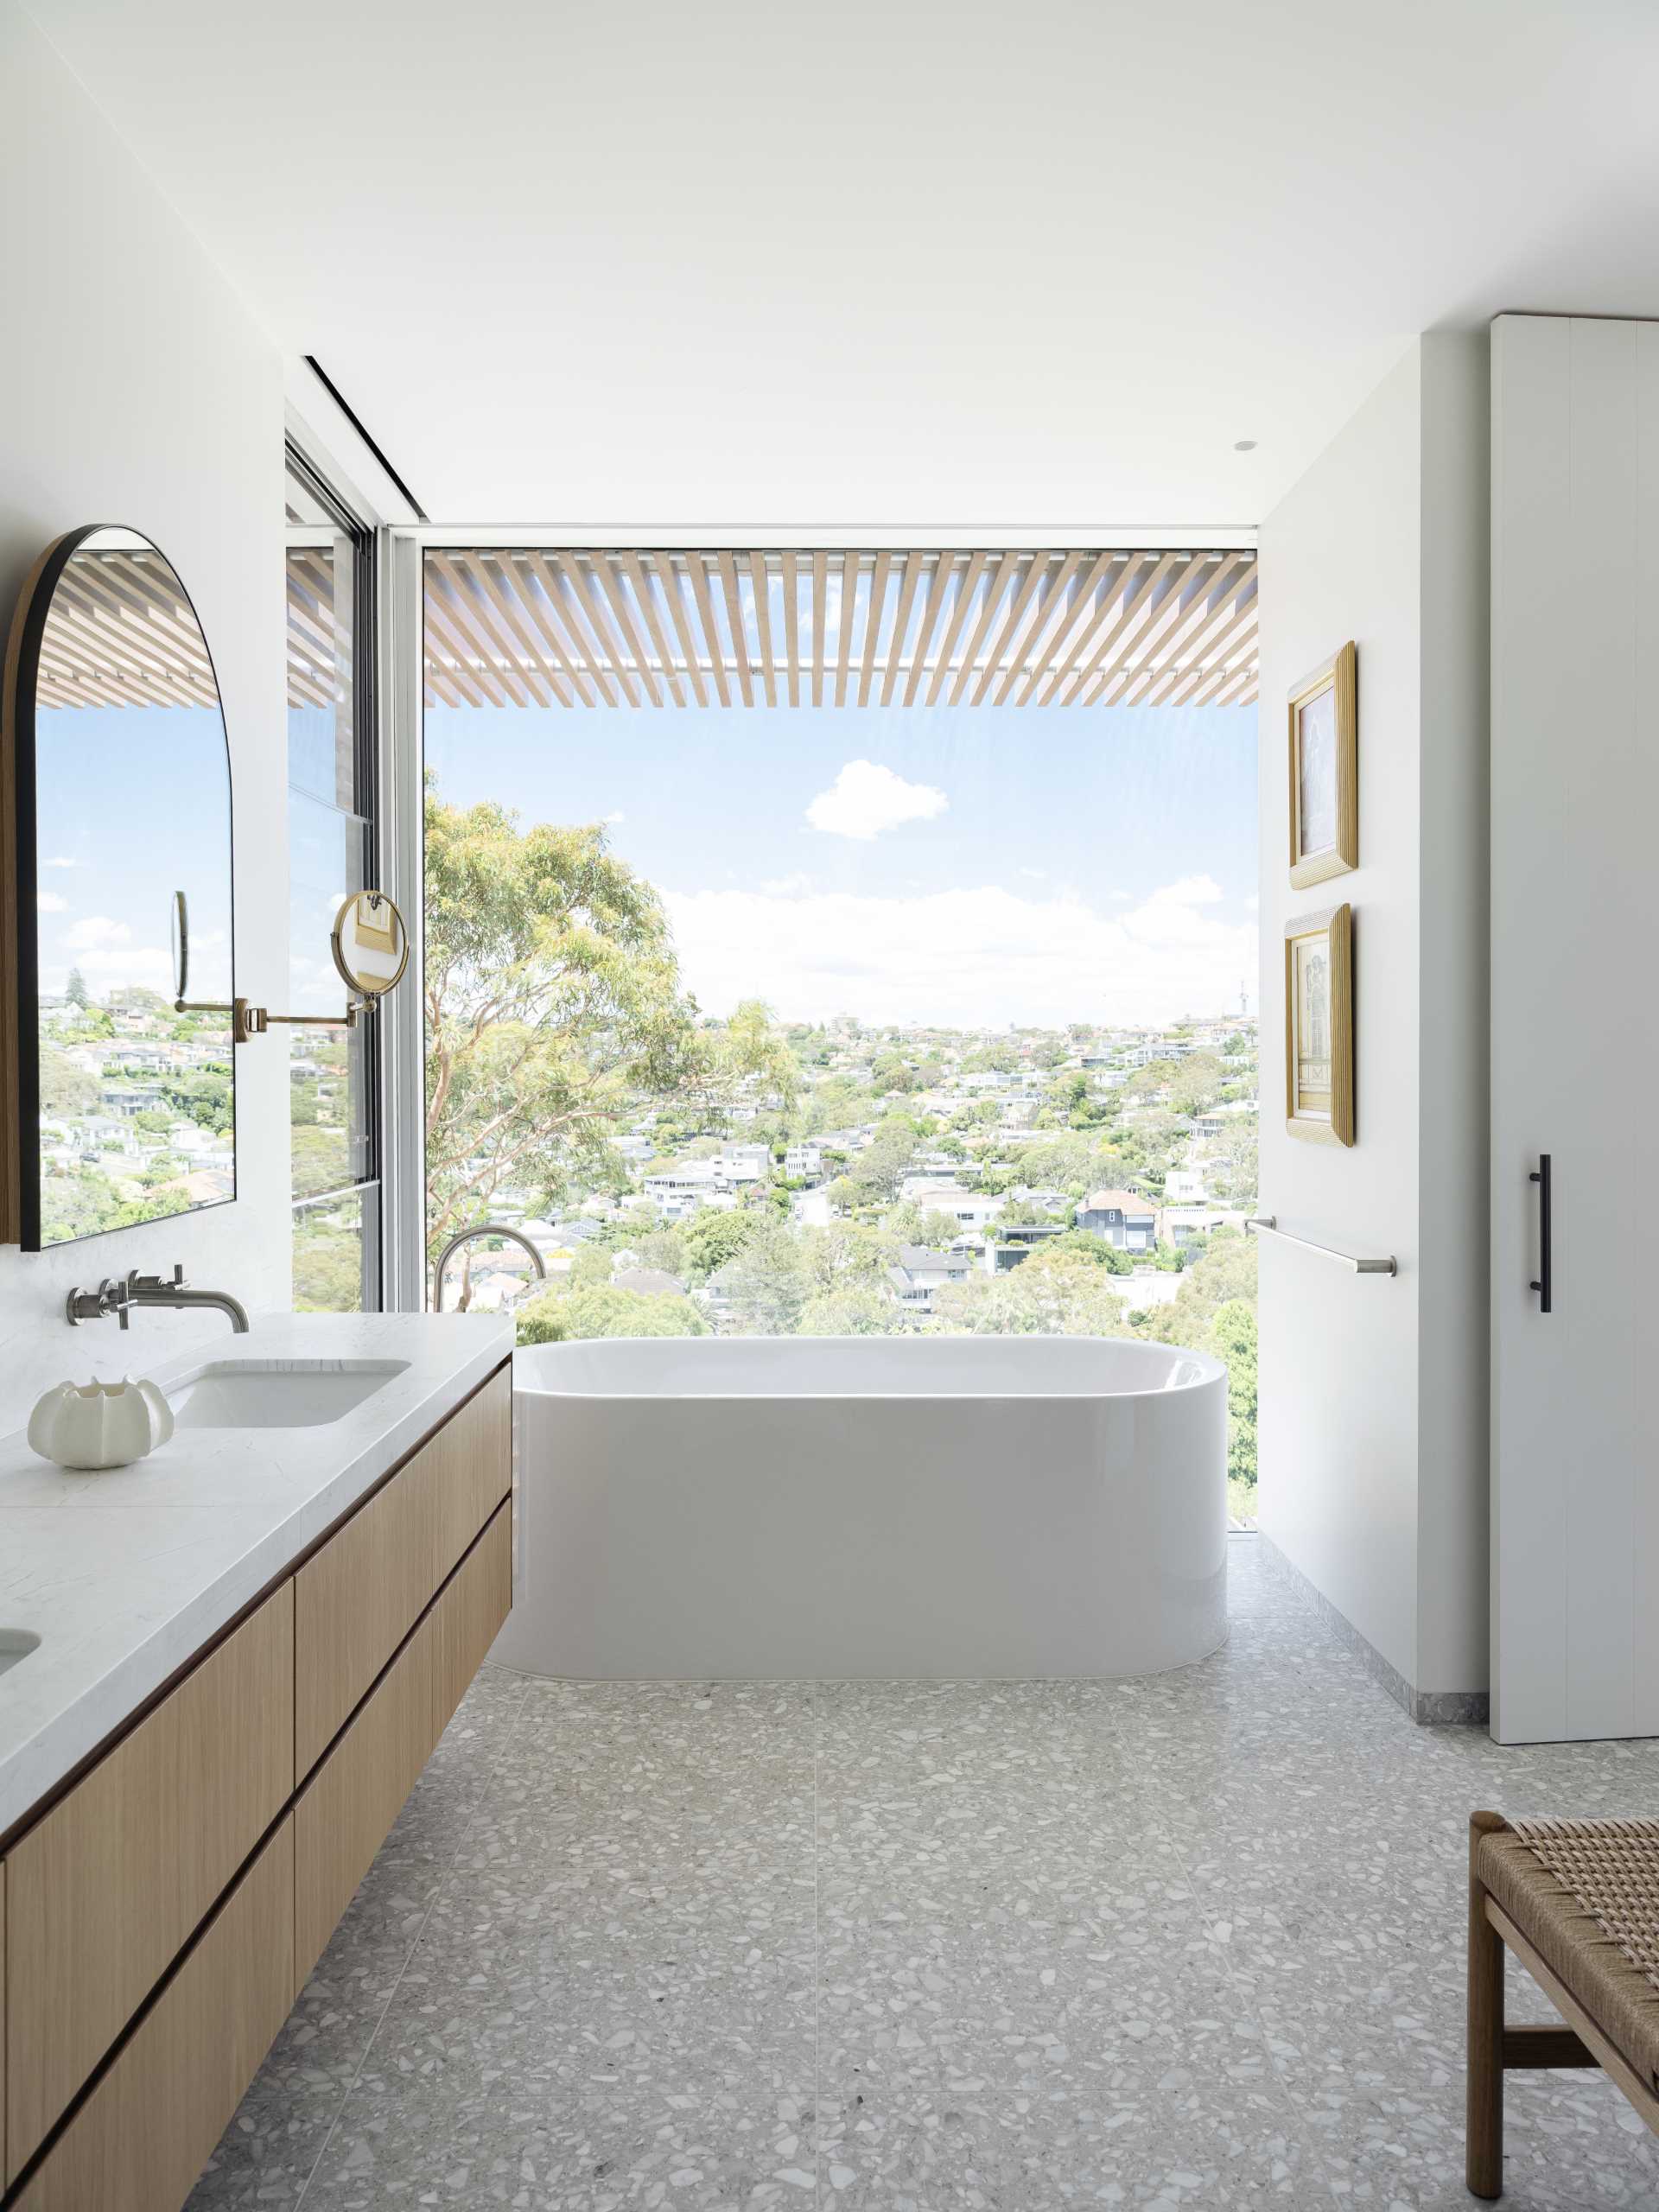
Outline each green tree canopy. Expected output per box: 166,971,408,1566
1025,1229,1133,1275
38,1049,99,1119
933,1255,1130,1337
681,1206,764,1284
516,1283,708,1344
798,1285,901,1336
1211,1297,1257,1490
1168,1052,1226,1117
688,999,801,1123
424,785,702,1255
707,1217,810,1334
1142,1230,1258,1350
847,1116,918,1206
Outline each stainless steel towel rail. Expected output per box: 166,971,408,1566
1246,1215,1396,1276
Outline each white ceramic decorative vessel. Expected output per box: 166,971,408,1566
27,1377,175,1470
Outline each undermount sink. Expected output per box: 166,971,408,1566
168,1359,410,1430
0,1630,41,1679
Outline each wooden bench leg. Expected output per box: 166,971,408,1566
1468,1812,1508,2199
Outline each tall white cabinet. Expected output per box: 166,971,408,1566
1490,313,1659,1744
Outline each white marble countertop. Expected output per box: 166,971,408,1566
0,1311,513,1840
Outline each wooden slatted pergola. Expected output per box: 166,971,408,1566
35,548,220,711
43,543,1258,715
421,547,1258,712
36,543,343,714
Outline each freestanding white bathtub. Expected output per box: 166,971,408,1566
493,1334,1228,1681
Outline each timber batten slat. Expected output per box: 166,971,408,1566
419,547,1258,711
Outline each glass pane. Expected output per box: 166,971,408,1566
286,457,379,1313
286,490,355,810
287,788,371,1199
292,1185,378,1313
423,548,1260,1523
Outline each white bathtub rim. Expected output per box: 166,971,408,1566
512,1333,1228,1403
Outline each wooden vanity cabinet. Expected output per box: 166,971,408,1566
0,1358,512,2210
295,1363,511,1775
296,1501,510,1980
14,1821,297,2212
5,1585,295,2177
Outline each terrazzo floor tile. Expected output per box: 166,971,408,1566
193,1541,1659,2208
186,1666,531,2209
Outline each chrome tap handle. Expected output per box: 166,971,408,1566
65,1276,130,1326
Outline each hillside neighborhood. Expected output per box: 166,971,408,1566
35,976,235,1243
432,1010,1258,1331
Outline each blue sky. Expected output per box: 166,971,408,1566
34,705,232,1001
427,702,1258,1028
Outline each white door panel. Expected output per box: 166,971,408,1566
1491,315,1658,1744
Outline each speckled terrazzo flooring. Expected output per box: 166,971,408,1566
188,1537,1659,2210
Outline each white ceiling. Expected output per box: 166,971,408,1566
29,0,1659,528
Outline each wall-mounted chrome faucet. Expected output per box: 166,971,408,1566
65,1264,250,1335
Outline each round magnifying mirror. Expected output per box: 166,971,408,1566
331,890,410,1000
170,888,190,1004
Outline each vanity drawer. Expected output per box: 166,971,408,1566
295,1363,511,1776
14,1816,296,2212
295,1502,511,1982
5,1583,294,2182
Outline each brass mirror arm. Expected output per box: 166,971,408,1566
169,891,405,1045
172,996,368,1042
260,1005,365,1030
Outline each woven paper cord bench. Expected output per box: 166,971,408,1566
1467,1811,1659,2197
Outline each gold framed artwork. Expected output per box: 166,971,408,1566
1287,640,1357,887
1284,904,1354,1147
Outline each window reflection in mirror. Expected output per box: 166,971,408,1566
24,528,234,1247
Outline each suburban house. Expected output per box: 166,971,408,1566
899,1182,1006,1233
1077,1187,1159,1251
886,1244,975,1313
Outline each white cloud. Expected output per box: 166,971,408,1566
52,915,170,986
760,872,814,895
805,760,948,841
65,915,131,950
1154,875,1224,906
36,892,67,913
603,810,626,824
63,944,169,984
662,878,1255,1028
41,855,77,869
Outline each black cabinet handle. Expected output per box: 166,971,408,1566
1529,1154,1552,1313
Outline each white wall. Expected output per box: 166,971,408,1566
0,1,288,1433
1256,334,1489,1707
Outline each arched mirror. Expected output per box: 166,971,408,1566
3,527,234,1249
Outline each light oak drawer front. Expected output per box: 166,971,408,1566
15,1817,296,2212
296,1503,511,1981
5,1583,294,2182
295,1364,511,1775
